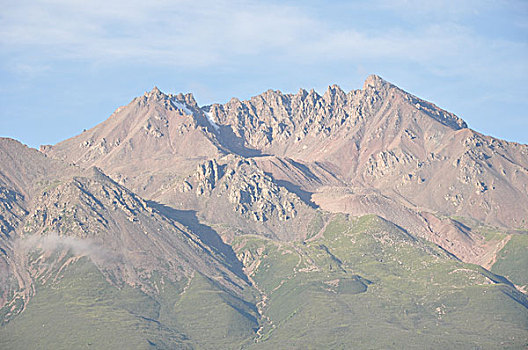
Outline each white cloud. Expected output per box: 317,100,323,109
1,0,526,85
17,233,116,264
0,0,316,66
374,0,490,16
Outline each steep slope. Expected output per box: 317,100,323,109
207,75,528,230
20,166,249,295
41,76,528,265
0,139,260,348
233,214,528,349
155,156,318,242
0,138,77,317
185,75,527,268
42,90,325,244
42,88,226,197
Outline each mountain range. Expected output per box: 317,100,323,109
0,75,526,349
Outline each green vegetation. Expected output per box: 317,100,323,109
304,210,326,240
450,215,528,289
2,214,527,349
0,258,257,349
234,214,528,349
492,234,528,289
0,259,191,350
171,273,258,349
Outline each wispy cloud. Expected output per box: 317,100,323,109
2,0,525,78
17,233,116,264
374,0,491,17
1,0,316,66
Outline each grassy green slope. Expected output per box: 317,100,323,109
170,273,258,349
233,214,528,349
491,234,528,290
1,214,527,349
0,258,191,350
0,258,258,350
451,216,528,290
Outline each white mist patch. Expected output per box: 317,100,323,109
17,233,115,264
171,99,193,115
205,111,219,131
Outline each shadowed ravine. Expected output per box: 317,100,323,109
147,201,249,283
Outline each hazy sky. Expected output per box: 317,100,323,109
1,0,527,147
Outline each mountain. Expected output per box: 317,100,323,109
0,139,258,348
43,75,528,264
1,75,527,349
41,88,226,197
207,75,528,228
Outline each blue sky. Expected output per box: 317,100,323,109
1,0,527,147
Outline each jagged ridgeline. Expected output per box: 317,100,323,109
1,76,527,349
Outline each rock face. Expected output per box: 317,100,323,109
0,138,77,317
41,75,528,256
0,139,250,322
188,158,298,222
169,156,316,241
22,167,246,292
205,75,528,230
42,88,226,197
209,75,465,158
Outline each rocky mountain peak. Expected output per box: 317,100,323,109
142,88,198,113
297,88,308,99
41,76,524,234
174,92,199,109
363,74,392,91
145,86,165,101
361,75,468,130
263,89,283,97
327,84,345,94
308,88,319,98
323,84,346,104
